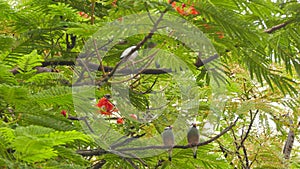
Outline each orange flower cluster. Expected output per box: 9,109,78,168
60,96,138,125
78,11,89,19
216,31,225,39
169,1,199,16
96,95,139,125
96,97,116,115
117,117,124,124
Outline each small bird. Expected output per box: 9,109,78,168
120,46,138,61
187,123,200,159
162,126,175,161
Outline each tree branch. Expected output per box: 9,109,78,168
239,110,259,148
264,20,292,34
76,118,238,158
95,0,175,84
76,148,108,156
116,117,238,152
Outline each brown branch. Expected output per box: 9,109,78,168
90,0,95,25
124,158,139,169
264,20,292,34
195,54,219,68
75,118,238,158
230,126,246,169
76,148,108,156
116,117,238,152
241,145,250,169
121,152,148,167
283,117,297,159
95,1,174,85
239,110,259,149
110,133,146,149
42,60,75,67
10,51,218,76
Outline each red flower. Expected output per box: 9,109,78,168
188,6,199,15
117,117,124,124
203,24,211,30
97,97,114,115
78,11,84,16
130,114,138,120
171,2,199,16
61,110,67,117
83,14,89,19
168,0,176,7
112,0,117,7
216,32,225,39
176,6,187,16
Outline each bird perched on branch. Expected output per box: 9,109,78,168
187,123,200,158
120,45,138,62
162,126,175,161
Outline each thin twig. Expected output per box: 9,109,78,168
75,59,94,84
76,148,108,156
141,76,158,94
96,1,173,85
230,125,246,169
264,20,292,33
242,145,250,169
239,110,259,149
124,158,139,169
121,151,148,167
110,133,146,149
93,39,106,75
67,115,94,133
110,50,159,84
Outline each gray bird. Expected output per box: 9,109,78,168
120,45,138,61
187,123,200,158
162,126,175,161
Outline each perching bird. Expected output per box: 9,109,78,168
120,45,138,61
162,126,175,161
187,123,200,159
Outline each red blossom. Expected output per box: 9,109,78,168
170,1,199,16
112,0,118,7
117,117,124,124
61,110,67,117
188,6,199,15
78,11,84,16
176,6,187,16
203,23,211,30
129,114,138,120
77,11,89,18
83,14,89,19
168,0,176,7
97,97,114,116
216,32,225,39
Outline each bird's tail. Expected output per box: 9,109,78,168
192,146,197,159
168,149,172,161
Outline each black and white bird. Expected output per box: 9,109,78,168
187,123,200,159
162,126,175,161
120,46,138,61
